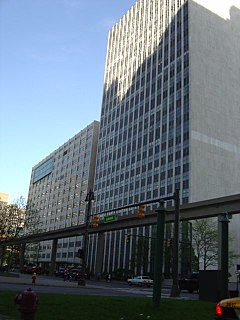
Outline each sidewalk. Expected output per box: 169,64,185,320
0,272,83,288
0,272,118,291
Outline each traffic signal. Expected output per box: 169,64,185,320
138,204,145,218
92,214,99,227
166,238,173,247
125,234,130,242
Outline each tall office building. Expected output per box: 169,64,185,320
0,193,9,205
26,121,99,267
92,0,240,274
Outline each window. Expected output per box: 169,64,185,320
33,158,53,183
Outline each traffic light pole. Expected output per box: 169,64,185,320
153,200,166,308
189,221,192,275
78,189,180,294
80,189,94,285
170,188,180,297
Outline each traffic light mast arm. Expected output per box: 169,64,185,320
125,233,156,240
96,195,174,217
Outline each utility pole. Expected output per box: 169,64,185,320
170,188,180,297
189,221,192,275
153,200,166,308
80,189,94,286
219,212,231,299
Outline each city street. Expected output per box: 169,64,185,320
0,273,198,300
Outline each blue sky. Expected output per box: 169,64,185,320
0,0,137,203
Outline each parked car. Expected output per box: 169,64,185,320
55,268,65,277
70,268,82,280
179,272,199,293
21,265,42,275
0,265,9,272
127,276,153,287
215,297,240,319
32,266,42,275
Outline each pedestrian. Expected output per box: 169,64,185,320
32,273,36,285
63,268,69,281
107,273,111,282
69,271,72,282
96,272,101,280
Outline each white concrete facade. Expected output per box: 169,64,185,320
188,1,240,273
189,0,240,202
26,121,99,266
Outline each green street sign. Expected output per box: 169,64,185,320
104,214,116,223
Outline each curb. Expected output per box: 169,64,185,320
0,316,15,320
0,276,101,290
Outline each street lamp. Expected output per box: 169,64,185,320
170,188,180,297
79,189,94,285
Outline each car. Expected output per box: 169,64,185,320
55,268,65,277
21,265,42,275
215,297,240,319
179,272,199,293
32,266,42,275
70,268,82,280
0,265,9,272
127,276,153,287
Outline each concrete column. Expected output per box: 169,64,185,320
19,243,26,271
95,232,104,276
49,239,58,276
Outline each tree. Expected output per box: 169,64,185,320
0,197,42,269
128,233,151,276
192,218,240,274
228,234,240,272
0,197,26,269
23,200,43,264
192,218,218,270
0,197,26,240
24,200,42,236
136,237,149,275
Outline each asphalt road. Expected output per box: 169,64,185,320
0,274,199,299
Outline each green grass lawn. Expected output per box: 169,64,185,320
0,291,215,320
